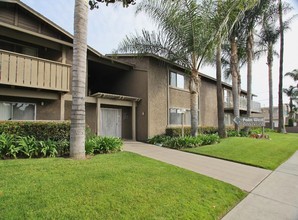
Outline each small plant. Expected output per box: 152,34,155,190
0,133,20,159
18,136,39,158
86,136,123,154
39,140,58,158
56,140,70,156
85,138,96,155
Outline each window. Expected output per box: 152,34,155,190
169,108,191,125
224,89,233,108
169,71,185,89
0,102,36,120
224,113,233,125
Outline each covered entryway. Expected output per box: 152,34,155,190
92,92,141,140
101,108,122,138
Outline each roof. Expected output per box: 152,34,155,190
107,53,256,96
92,92,141,102
0,0,133,69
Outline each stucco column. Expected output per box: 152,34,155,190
60,94,65,120
96,98,101,136
132,101,136,141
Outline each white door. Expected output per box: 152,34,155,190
101,108,122,138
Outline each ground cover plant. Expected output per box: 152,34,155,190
184,132,298,170
0,133,122,159
0,152,246,219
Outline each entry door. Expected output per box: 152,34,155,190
101,108,122,138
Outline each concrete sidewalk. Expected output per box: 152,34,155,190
223,151,298,220
124,141,271,192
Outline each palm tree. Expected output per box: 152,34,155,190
283,86,298,120
257,0,280,129
278,0,285,133
70,0,89,159
118,0,258,136
242,0,270,119
117,0,219,136
70,0,135,159
285,69,298,87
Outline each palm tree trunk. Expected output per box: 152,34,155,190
246,30,253,118
70,0,88,159
189,68,200,136
216,40,226,138
278,0,285,133
230,36,240,132
267,42,274,129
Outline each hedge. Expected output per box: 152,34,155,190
0,121,70,142
165,126,235,137
148,134,220,149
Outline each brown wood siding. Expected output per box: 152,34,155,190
18,9,39,32
0,49,70,92
0,5,15,25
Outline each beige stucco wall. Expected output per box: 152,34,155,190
169,87,191,109
37,100,60,120
147,58,168,137
111,57,149,141
200,79,218,127
85,103,96,133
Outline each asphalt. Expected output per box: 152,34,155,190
123,142,298,220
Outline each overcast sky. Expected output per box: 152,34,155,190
21,0,298,107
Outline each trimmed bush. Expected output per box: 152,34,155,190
148,135,171,145
148,134,220,149
0,121,70,142
166,126,235,137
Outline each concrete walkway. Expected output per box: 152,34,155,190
124,141,271,192
223,151,298,220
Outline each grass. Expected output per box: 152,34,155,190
0,152,246,220
184,132,298,170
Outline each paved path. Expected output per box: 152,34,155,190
223,151,298,220
124,141,271,192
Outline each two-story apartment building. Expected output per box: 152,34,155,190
0,0,261,141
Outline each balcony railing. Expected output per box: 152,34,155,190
0,49,70,92
224,96,261,113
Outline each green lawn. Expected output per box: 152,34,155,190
184,132,298,170
0,152,245,220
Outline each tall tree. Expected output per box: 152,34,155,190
117,0,257,136
285,69,298,87
70,0,135,159
242,0,270,119
215,0,226,138
70,0,89,159
278,0,285,133
283,86,298,120
117,0,218,136
257,0,280,129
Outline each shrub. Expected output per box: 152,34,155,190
148,135,171,145
0,121,70,142
85,136,123,154
288,118,294,127
148,134,220,150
